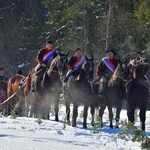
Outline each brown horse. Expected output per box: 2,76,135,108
6,74,26,116
127,57,149,131
64,55,96,128
97,60,127,128
31,52,69,120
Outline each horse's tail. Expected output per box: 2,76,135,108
7,79,13,99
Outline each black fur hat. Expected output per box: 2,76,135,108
106,49,117,55
136,51,142,56
46,40,54,44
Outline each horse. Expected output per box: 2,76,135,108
127,57,149,131
6,74,26,116
97,60,128,128
31,52,69,120
64,55,96,128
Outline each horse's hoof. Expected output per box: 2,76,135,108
72,122,76,127
110,125,113,129
83,126,87,129
67,120,71,126
115,126,119,129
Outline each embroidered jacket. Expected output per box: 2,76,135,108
96,57,118,79
35,47,57,71
37,47,57,65
65,53,85,78
68,55,80,69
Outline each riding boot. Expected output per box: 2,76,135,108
125,78,133,94
97,82,104,98
63,75,74,94
30,75,38,93
97,76,106,98
64,76,68,83
67,75,74,89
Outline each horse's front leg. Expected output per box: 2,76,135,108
127,104,135,124
72,103,79,127
83,105,88,128
54,93,60,121
64,97,71,125
99,105,106,127
139,108,146,131
90,104,95,126
115,102,123,128
107,105,113,128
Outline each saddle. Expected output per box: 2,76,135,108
30,69,46,93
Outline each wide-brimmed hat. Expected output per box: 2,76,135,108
106,49,117,55
46,40,54,44
136,51,142,56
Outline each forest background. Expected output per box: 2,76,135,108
0,0,150,76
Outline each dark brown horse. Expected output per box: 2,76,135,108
127,57,149,131
97,60,127,128
31,52,69,120
64,55,95,128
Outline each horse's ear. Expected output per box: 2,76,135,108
118,59,121,63
66,51,69,56
58,52,62,56
91,54,94,60
85,55,88,60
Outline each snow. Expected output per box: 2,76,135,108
0,104,150,150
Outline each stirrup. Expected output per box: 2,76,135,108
97,93,104,98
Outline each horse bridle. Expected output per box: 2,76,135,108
56,55,68,80
112,63,127,80
85,60,94,81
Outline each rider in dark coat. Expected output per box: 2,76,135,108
0,67,8,83
63,48,85,88
0,67,8,105
125,51,149,93
96,49,118,98
31,40,57,92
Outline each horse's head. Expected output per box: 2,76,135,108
82,55,94,82
133,57,149,79
116,59,128,79
108,59,128,87
56,52,69,79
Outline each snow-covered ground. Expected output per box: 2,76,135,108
0,104,150,150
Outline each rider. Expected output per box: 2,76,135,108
96,49,118,98
63,48,85,89
0,67,8,104
0,68,8,83
31,40,57,92
125,51,149,93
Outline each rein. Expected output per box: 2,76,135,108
112,74,123,79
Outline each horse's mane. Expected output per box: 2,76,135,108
50,55,60,69
47,55,60,76
108,63,123,87
133,57,149,80
108,65,118,87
